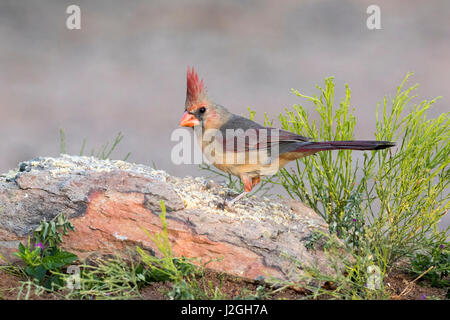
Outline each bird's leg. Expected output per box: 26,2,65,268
226,190,248,206
252,176,261,187
226,175,260,207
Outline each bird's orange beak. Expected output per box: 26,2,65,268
180,111,200,127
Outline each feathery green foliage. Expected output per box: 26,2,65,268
261,74,449,299
276,73,448,264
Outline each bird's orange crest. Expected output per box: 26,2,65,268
186,67,207,108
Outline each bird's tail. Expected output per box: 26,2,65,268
294,140,395,152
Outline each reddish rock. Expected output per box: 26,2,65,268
0,155,333,282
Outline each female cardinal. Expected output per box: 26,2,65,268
180,68,395,205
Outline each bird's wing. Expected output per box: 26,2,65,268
275,129,312,143
216,115,311,153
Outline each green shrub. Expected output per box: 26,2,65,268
276,73,449,265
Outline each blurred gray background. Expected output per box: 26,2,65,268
0,0,448,226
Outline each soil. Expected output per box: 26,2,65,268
0,266,447,300
384,267,448,300
139,269,307,300
0,269,61,300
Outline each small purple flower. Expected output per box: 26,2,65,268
420,294,427,300
352,218,357,222
34,242,45,250
439,244,444,249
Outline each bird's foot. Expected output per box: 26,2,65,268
216,200,226,210
224,191,248,207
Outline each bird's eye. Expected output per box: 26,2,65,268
199,107,206,113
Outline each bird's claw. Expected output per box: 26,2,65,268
216,198,236,210
216,200,227,210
